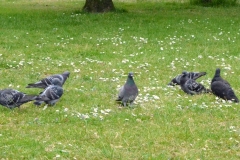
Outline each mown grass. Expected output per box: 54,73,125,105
1,0,240,159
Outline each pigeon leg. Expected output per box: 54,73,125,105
129,103,133,108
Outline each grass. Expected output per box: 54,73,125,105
1,0,240,159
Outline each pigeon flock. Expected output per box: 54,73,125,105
169,68,239,103
0,68,239,109
0,71,70,109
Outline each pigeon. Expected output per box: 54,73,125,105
0,89,36,109
34,78,64,106
180,71,209,95
211,68,239,103
26,71,70,89
116,72,139,107
168,71,206,86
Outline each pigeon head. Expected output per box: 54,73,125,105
128,72,134,78
211,68,221,83
63,71,70,78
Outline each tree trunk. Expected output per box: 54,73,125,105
83,0,115,13
202,0,212,3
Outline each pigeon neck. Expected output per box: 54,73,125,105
127,77,134,84
214,73,221,78
215,69,221,77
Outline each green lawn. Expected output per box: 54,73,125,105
0,0,240,159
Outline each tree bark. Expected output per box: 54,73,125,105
202,0,212,3
83,0,115,13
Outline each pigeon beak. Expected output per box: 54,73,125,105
128,72,134,77
193,72,207,80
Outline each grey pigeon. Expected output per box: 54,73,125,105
0,89,36,109
26,71,70,89
116,72,139,107
168,71,206,86
211,68,239,103
180,71,209,95
34,78,64,106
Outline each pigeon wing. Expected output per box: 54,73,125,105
116,86,124,101
168,71,206,86
26,71,70,89
184,79,206,95
35,85,63,106
37,86,63,101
